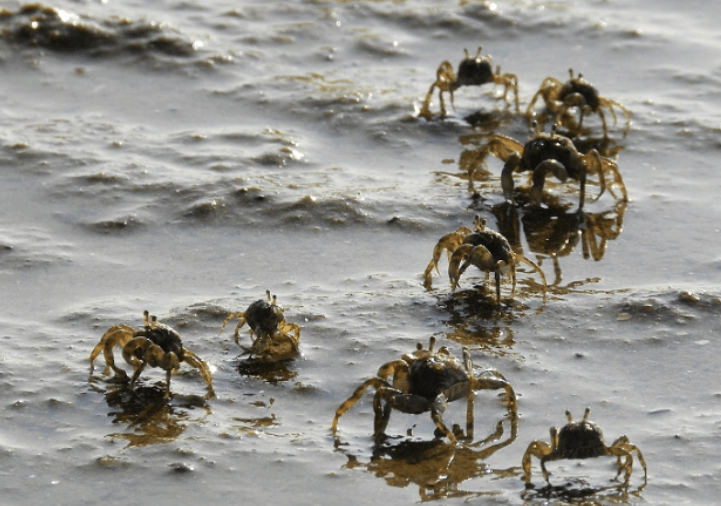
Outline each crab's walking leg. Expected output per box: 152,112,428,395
538,426,560,483
331,377,388,433
429,394,456,444
278,322,302,353
522,440,552,484
469,135,523,195
610,435,647,486
89,325,135,379
372,389,392,442
183,349,216,398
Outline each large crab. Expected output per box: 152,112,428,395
424,216,546,304
331,337,517,444
89,310,215,398
526,69,631,138
522,408,647,488
419,47,519,118
467,124,627,211
218,290,300,360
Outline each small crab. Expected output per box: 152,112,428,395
522,408,648,488
331,337,517,444
526,69,631,138
218,290,300,360
467,124,627,211
424,216,546,304
419,46,520,118
89,311,215,398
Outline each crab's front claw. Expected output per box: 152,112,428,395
529,159,568,207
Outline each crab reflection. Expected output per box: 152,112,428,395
342,414,517,501
521,479,643,504
236,357,298,385
483,198,625,288
101,384,210,447
438,290,520,357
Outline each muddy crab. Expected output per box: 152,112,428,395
331,337,517,444
467,123,627,211
89,310,215,398
526,69,631,138
218,290,300,360
522,408,647,488
424,216,546,304
419,47,519,118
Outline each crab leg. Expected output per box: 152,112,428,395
522,439,553,484
183,349,216,398
89,325,135,379
331,377,389,433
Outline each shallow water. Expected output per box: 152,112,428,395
1,0,721,504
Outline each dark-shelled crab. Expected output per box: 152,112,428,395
424,216,546,304
89,310,215,398
218,290,300,360
331,337,517,444
467,123,627,211
419,47,519,118
526,68,631,138
522,408,647,488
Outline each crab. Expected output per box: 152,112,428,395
467,123,627,211
218,290,300,360
331,337,517,444
89,310,215,398
526,68,631,138
419,47,519,118
424,216,547,304
522,408,648,488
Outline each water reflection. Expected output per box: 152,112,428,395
521,479,644,505
437,290,518,357
489,200,626,287
341,414,517,501
101,384,210,447
236,357,298,384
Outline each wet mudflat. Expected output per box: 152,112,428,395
1,1,720,505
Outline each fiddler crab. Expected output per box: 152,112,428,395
419,46,520,118
89,310,215,398
526,68,631,138
522,408,648,488
424,216,547,304
467,123,627,211
218,290,300,360
331,337,517,444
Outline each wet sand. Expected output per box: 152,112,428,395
1,1,720,504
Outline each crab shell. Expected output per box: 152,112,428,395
244,297,285,336
133,323,184,361
556,418,607,459
522,133,583,180
558,77,600,111
455,56,494,89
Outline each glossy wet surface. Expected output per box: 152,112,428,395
1,1,720,504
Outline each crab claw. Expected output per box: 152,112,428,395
529,159,569,207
